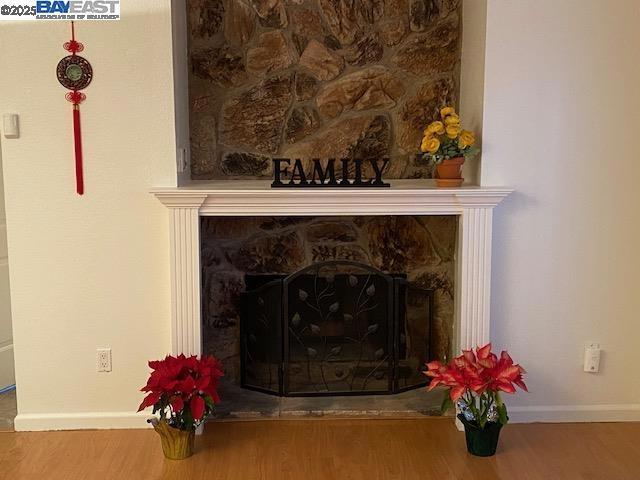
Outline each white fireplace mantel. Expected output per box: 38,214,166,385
151,179,512,357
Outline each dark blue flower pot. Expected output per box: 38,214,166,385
457,414,503,457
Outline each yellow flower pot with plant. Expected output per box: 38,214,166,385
421,107,478,187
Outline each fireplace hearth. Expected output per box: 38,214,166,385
241,261,434,397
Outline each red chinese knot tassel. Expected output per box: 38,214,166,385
65,91,86,194
58,21,92,196
72,104,84,195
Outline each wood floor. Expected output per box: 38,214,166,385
0,418,638,480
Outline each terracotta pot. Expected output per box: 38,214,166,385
435,156,465,187
150,418,195,460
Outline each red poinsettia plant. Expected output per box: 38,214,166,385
138,354,223,431
424,343,527,428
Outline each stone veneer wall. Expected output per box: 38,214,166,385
188,0,461,179
201,216,456,382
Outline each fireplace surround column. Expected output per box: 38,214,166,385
164,194,206,355
456,207,493,352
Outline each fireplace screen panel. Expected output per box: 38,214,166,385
395,282,434,392
240,261,433,396
285,263,394,395
240,279,283,394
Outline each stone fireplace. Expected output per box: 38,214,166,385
150,0,509,419
186,0,462,180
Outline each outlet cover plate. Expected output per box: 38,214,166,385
97,348,112,372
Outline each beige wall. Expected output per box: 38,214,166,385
459,0,487,185
0,147,14,389
1,0,639,429
0,1,178,429
482,0,640,418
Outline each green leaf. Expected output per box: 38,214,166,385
440,393,453,414
479,417,486,429
329,345,342,356
182,408,194,430
497,404,509,425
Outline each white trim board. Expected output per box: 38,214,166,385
14,405,640,431
508,404,640,423
14,411,153,431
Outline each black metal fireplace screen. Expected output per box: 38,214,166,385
240,261,434,396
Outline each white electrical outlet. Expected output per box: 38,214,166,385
583,343,601,373
97,348,112,372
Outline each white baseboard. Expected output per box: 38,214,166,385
508,404,640,423
14,411,154,431
13,404,640,431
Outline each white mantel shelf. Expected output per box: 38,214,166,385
151,179,513,215
151,179,513,361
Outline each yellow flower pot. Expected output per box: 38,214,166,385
151,418,195,460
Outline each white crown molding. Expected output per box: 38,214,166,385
151,180,513,216
151,192,207,209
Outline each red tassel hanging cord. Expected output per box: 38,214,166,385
72,105,84,195
65,90,86,195
64,21,86,195
64,21,83,55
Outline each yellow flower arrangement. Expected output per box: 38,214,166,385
440,106,456,118
445,124,461,139
421,136,440,154
458,130,476,149
424,121,445,135
443,114,460,126
419,106,477,162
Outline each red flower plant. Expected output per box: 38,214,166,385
138,354,223,431
424,344,527,427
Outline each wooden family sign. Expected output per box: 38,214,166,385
271,158,391,188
